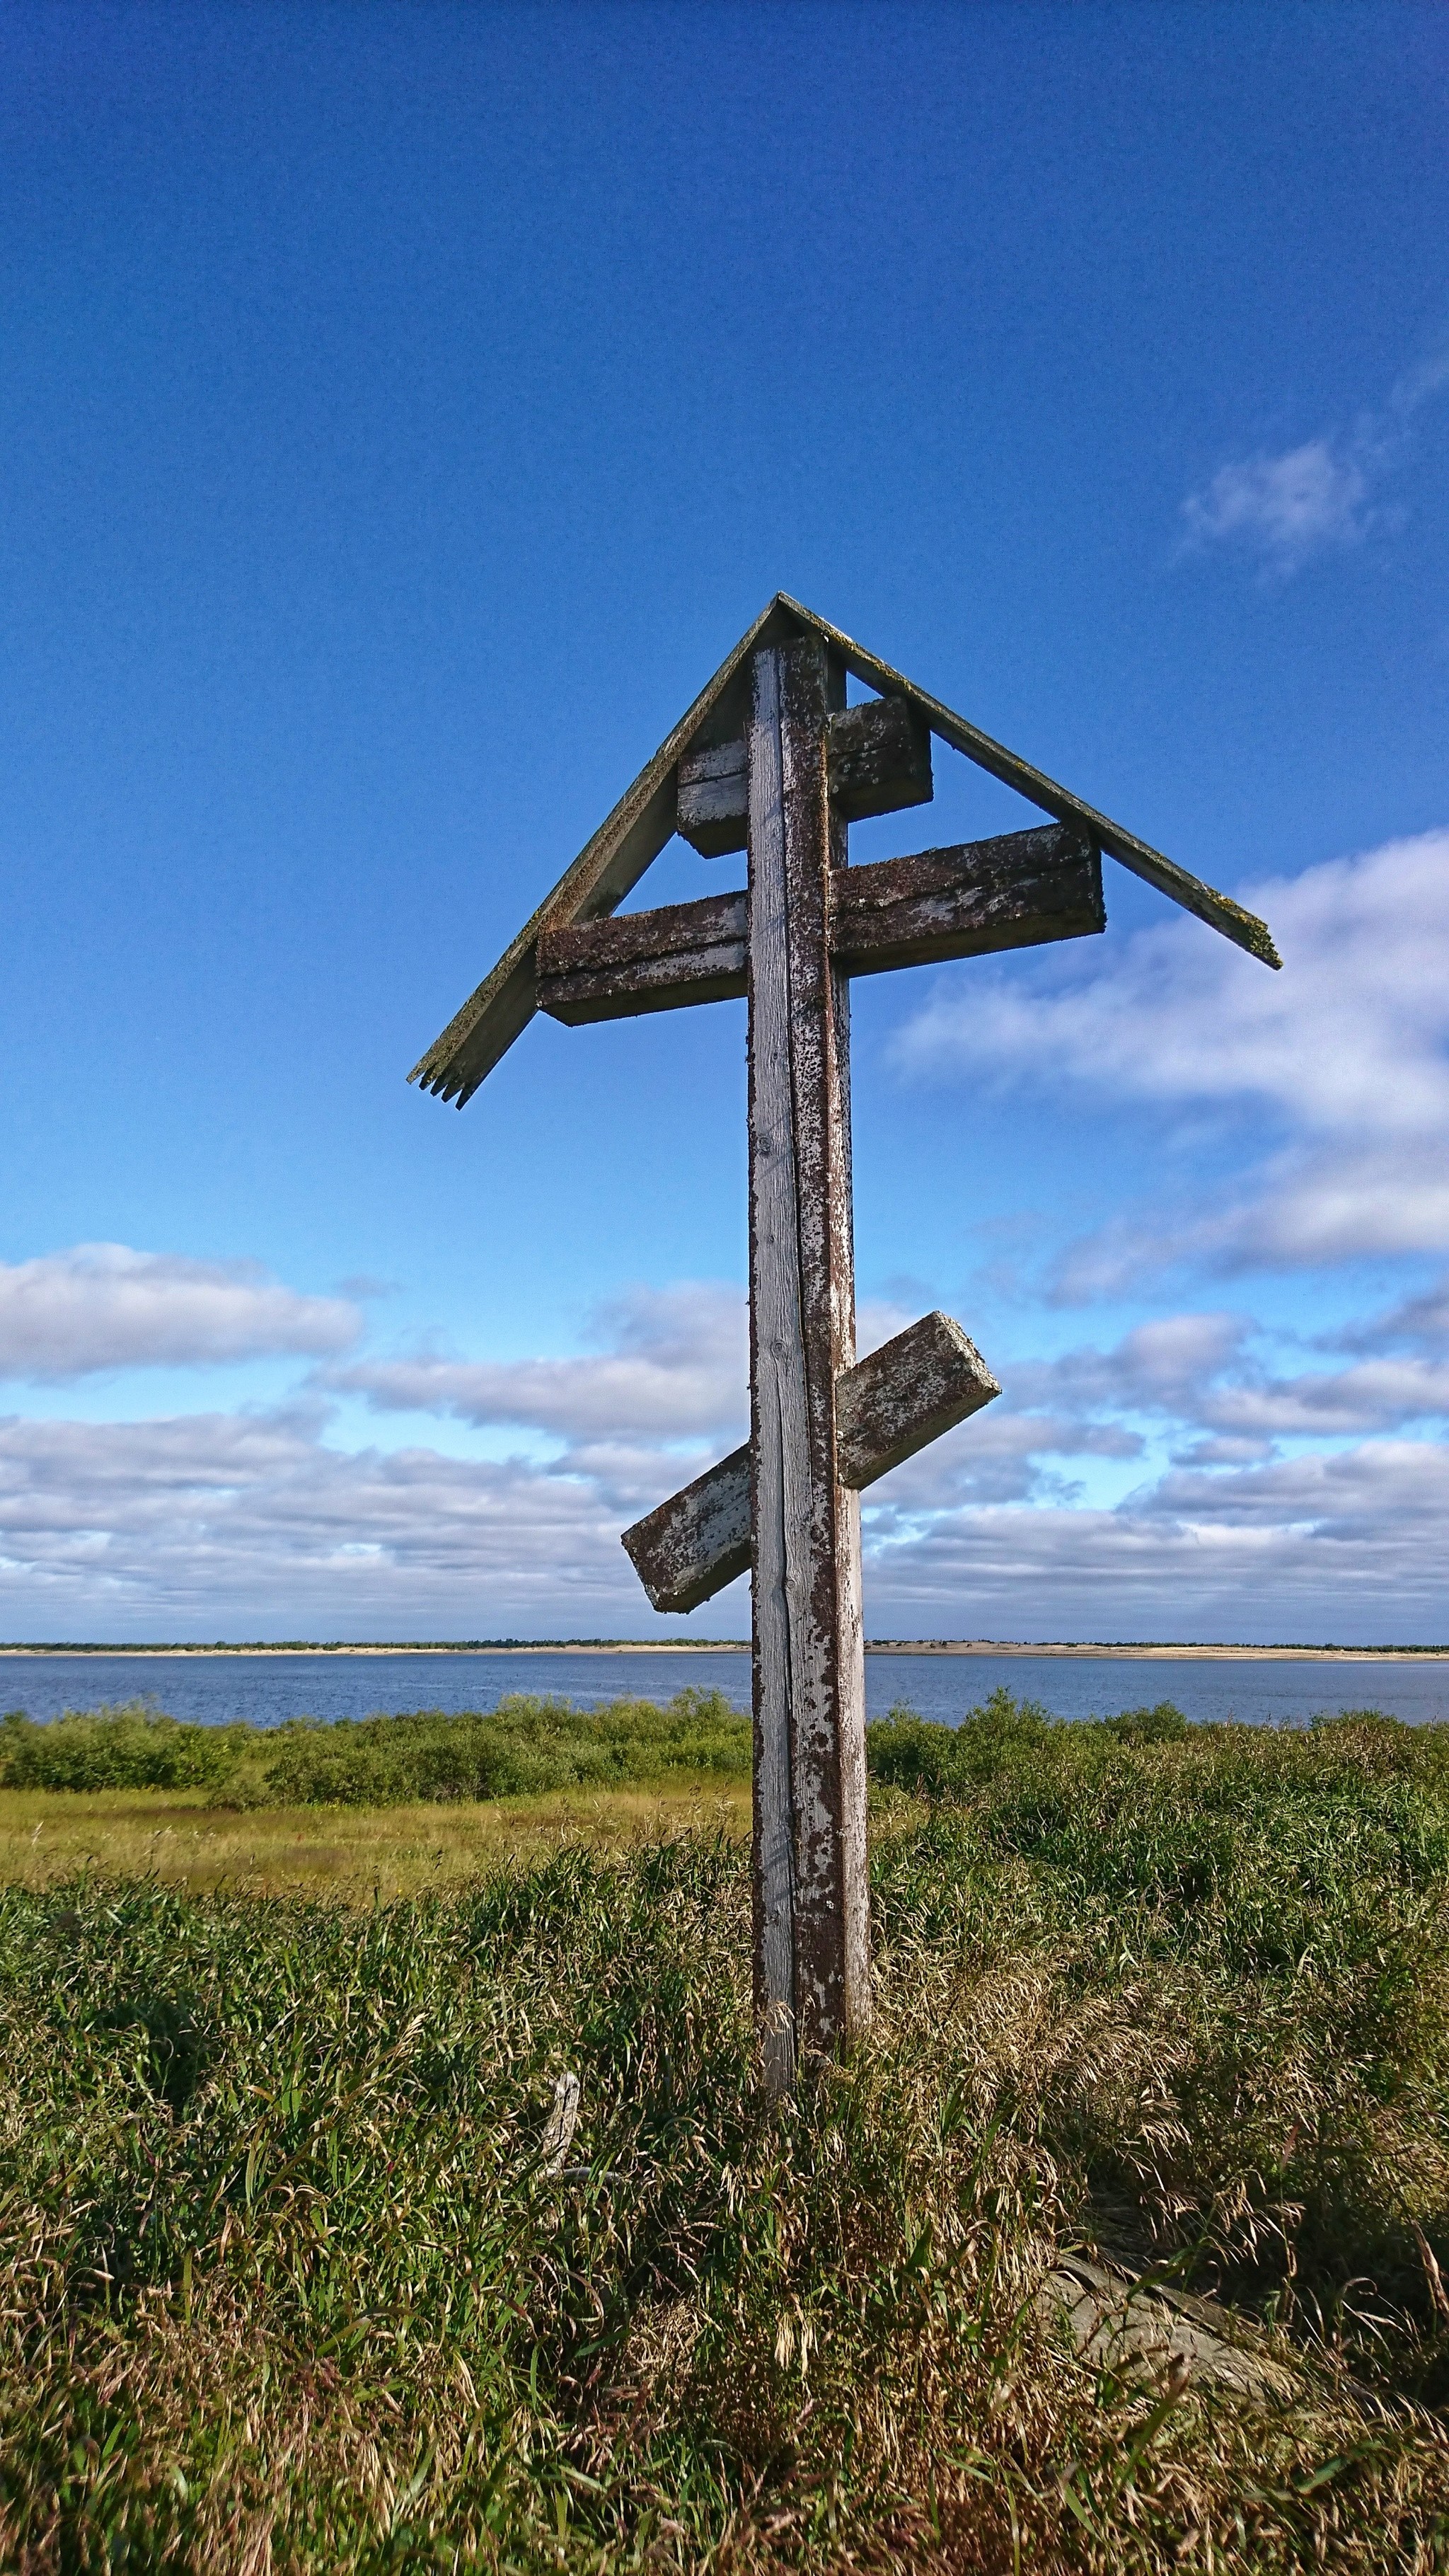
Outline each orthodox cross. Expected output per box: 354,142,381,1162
411,596,1279,2093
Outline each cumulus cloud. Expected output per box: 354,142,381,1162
333,1282,749,1444
1329,1273,1449,1357
0,1260,1440,1638
1181,440,1371,575
0,1245,361,1381
894,829,1449,1284
1,1391,1445,1643
1178,344,1449,577
863,1437,1449,1641
1,1246,1442,1638
1008,1312,1449,1444
0,1405,640,1635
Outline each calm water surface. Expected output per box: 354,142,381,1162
1,1650,1445,1730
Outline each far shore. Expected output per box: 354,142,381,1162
2,1640,1447,1664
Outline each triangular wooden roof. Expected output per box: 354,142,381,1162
410,593,1280,1106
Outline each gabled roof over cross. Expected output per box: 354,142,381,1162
410,592,1280,1108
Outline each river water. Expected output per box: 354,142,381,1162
1,1650,1445,1730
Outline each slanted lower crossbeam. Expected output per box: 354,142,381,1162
623,1311,1000,1615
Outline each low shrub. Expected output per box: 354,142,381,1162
0,1702,249,1793
258,1687,751,1806
0,1687,753,1807
1099,1698,1191,1741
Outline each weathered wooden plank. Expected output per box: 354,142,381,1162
827,694,933,822
407,599,799,1105
620,1442,751,1615
536,891,747,1023
772,593,1281,969
749,633,868,2086
831,824,1104,974
676,738,749,857
676,696,934,854
621,1309,1000,1613
536,829,1102,1026
746,648,801,2091
836,1310,998,1485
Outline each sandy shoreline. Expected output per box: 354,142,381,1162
1,1641,1446,1664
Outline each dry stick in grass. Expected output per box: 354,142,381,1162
538,2069,631,2189
541,2071,582,2177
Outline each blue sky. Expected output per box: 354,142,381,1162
1,1,1446,1641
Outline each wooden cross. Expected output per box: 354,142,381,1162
411,597,1278,2091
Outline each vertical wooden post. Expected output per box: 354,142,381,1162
747,635,870,2091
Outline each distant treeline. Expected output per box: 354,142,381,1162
0,1639,747,1655
4,1637,1448,1652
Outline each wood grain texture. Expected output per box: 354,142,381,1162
407,599,797,1105
535,829,1102,1023
770,594,1281,969
748,636,868,2088
620,1310,1000,1613
831,825,1104,974
836,1311,999,1485
537,891,748,1023
826,694,933,822
746,648,803,2093
676,739,748,857
620,1442,751,1614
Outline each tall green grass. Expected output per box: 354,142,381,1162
2,1696,1448,2569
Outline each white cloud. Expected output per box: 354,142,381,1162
894,829,1449,1283
0,1405,640,1635
334,1282,749,1443
0,1245,360,1381
1197,1357,1449,1440
0,1248,1443,1639
1181,439,1370,574
0,1393,1445,1644
1333,1275,1449,1357
1008,1313,1449,1443
1178,341,1449,577
862,1440,1449,1640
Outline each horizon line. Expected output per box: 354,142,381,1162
1,1636,1448,1657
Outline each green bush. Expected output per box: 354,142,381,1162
1099,1698,1190,1741
258,1687,750,1807
0,1687,754,1807
0,1702,248,1793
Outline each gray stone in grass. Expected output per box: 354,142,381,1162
1041,2252,1300,2405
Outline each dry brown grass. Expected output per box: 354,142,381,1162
0,1776,751,1899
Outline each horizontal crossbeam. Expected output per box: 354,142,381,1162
833,824,1102,975
622,1310,999,1614
536,891,746,1025
676,695,933,857
536,826,1102,1025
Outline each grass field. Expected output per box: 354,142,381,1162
0,1778,754,1899
2,1691,1448,2570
